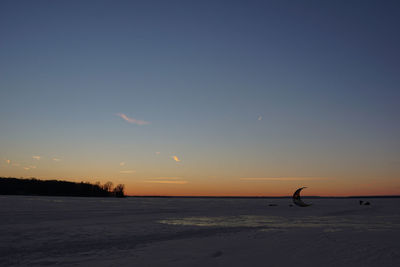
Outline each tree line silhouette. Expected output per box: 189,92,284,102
0,177,125,197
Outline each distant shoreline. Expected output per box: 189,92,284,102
0,177,125,198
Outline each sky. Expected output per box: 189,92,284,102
1,0,399,196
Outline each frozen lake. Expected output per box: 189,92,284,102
1,196,399,266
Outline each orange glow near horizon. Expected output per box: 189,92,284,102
122,179,399,197
0,174,398,197
1,159,399,197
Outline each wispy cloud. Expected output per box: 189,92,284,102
119,162,126,166
23,165,37,170
144,180,188,184
172,156,181,162
257,115,263,121
152,177,181,180
116,113,150,125
240,177,327,181
32,156,41,160
119,170,136,174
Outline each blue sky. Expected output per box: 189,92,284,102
1,0,399,195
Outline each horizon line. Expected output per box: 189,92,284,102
127,195,400,198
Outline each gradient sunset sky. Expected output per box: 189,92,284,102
1,0,399,196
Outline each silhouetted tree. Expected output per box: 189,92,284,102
102,181,113,193
113,184,125,198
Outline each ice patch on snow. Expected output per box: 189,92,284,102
159,215,400,232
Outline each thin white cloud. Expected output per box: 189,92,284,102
257,115,263,121
144,180,188,184
172,156,181,162
240,177,327,181
119,162,126,166
32,156,41,160
53,158,61,162
119,170,136,174
116,113,150,125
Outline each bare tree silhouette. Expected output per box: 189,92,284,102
113,184,125,198
102,181,113,193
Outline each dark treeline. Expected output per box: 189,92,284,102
0,177,125,197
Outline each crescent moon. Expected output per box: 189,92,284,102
293,187,312,207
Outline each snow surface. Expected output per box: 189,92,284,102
1,196,399,266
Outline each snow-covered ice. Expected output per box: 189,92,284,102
1,196,399,266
